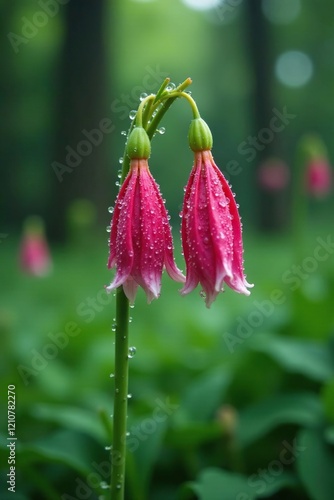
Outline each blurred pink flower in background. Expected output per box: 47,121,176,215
305,158,332,198
258,158,290,191
19,216,52,276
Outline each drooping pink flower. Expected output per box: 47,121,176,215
19,216,52,276
181,150,253,307
305,158,332,197
106,158,185,303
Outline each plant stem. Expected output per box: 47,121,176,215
110,287,130,498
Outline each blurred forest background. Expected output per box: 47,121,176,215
1,1,334,499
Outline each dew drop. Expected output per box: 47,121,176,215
126,431,130,437
127,393,132,399
121,130,127,136
140,92,148,101
128,346,136,358
166,82,176,91
108,206,114,214
105,445,112,450
129,316,133,323
129,110,136,120
157,127,166,135
100,481,110,489
130,304,135,309
106,225,111,233
119,157,123,164
109,373,114,378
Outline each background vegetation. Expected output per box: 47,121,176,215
1,1,334,499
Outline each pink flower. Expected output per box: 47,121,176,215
19,217,52,276
106,158,185,303
181,150,253,307
258,158,290,191
306,158,332,197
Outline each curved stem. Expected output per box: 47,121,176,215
146,78,192,139
174,91,200,118
110,287,130,498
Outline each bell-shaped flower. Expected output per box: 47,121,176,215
19,216,52,277
106,127,185,303
181,118,253,307
306,158,332,198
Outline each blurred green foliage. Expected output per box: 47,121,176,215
1,1,334,499
1,225,334,498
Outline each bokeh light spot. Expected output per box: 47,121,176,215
262,0,301,25
275,51,313,88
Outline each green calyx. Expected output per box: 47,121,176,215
188,118,213,152
126,126,151,159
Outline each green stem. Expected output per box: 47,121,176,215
176,91,200,118
146,78,192,139
108,77,192,499
110,287,130,498
292,142,308,264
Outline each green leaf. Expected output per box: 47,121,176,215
127,414,169,500
250,334,334,382
321,379,334,423
297,428,334,500
180,368,231,422
178,468,296,500
19,430,93,477
30,403,106,443
237,393,322,447
168,422,223,448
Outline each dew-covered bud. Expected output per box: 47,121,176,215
126,126,151,159
188,118,213,152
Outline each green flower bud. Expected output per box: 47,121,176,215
188,118,213,152
126,126,151,159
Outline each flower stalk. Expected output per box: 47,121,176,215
108,77,192,499
107,76,252,497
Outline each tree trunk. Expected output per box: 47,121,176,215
245,0,287,231
50,0,110,241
